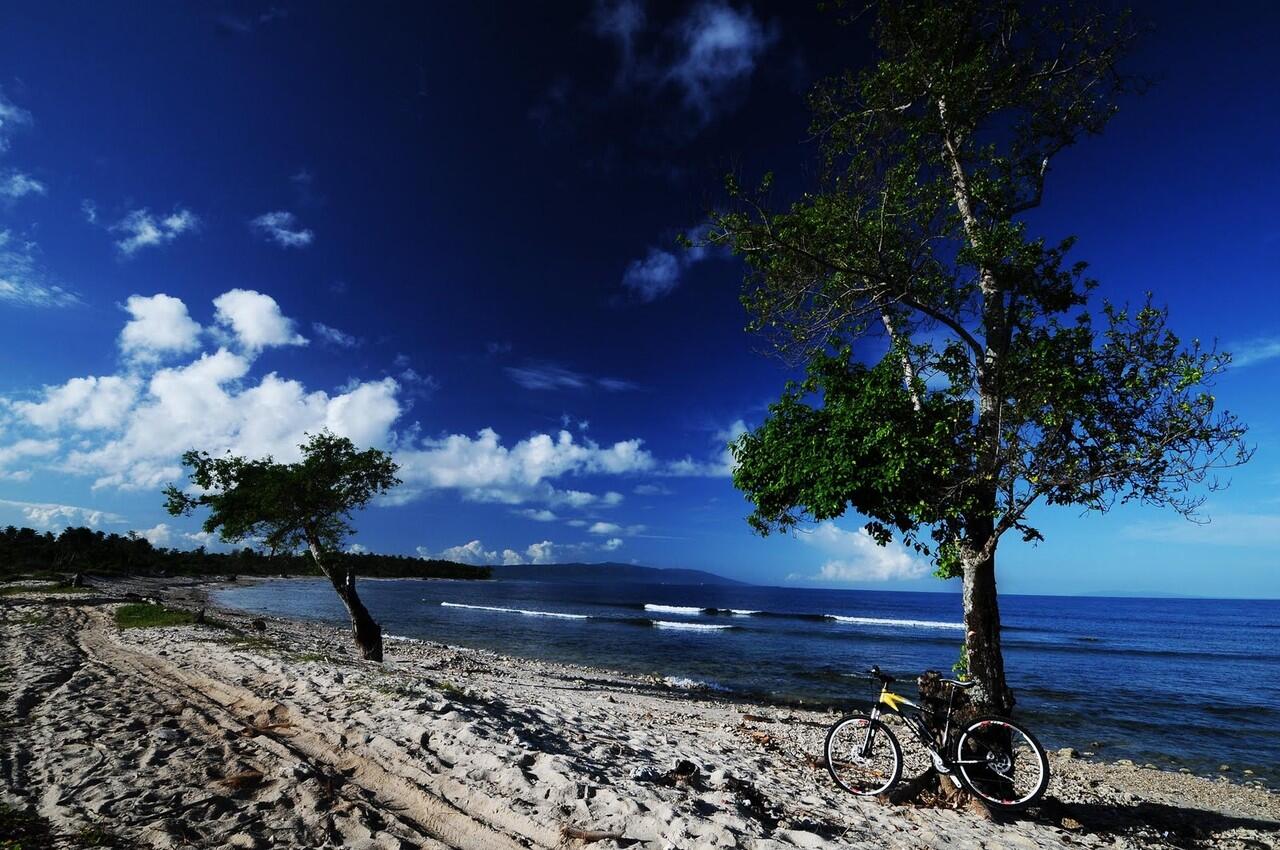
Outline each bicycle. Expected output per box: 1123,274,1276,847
824,666,1050,811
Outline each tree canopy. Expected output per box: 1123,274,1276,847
711,0,1251,714
164,431,401,660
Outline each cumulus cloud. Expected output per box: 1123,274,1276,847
621,249,682,302
213,289,307,352
12,376,140,430
394,429,653,506
666,419,746,477
667,2,775,119
505,361,637,392
419,540,525,566
796,522,928,582
515,508,559,522
588,521,645,536
589,1,775,125
250,210,313,248
119,294,203,361
601,537,624,551
0,230,81,308
136,523,173,546
0,498,125,530
621,224,722,302
0,171,46,199
112,208,199,256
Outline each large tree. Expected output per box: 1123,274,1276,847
164,431,400,661
712,0,1250,715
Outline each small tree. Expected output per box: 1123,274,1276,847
164,431,400,661
711,0,1250,716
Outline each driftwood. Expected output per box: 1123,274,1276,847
561,825,628,844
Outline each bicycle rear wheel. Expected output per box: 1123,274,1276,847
824,713,902,796
952,716,1049,810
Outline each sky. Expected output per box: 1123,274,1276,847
0,1,1277,598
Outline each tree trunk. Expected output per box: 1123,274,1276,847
960,533,1014,716
307,540,383,662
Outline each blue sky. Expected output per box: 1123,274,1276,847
0,2,1277,598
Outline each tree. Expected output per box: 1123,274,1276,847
711,0,1250,716
164,431,401,661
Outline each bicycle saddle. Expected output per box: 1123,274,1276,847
868,665,896,685
942,678,975,689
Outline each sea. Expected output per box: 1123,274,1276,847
213,578,1280,787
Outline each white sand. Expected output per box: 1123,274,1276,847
1,579,1276,849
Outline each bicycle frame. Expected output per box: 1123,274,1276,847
862,684,966,778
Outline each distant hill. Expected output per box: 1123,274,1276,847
487,561,746,586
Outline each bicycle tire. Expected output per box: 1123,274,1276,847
952,715,1050,810
824,713,902,797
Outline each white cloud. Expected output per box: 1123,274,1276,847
0,438,59,478
516,508,559,522
588,521,645,536
213,289,307,352
420,540,525,566
666,419,746,477
0,171,46,199
312,322,360,348
795,522,928,582
505,361,637,392
0,498,125,530
136,523,173,546
394,429,653,505
525,540,559,564
0,90,33,152
250,210,313,248
345,542,370,554
112,208,199,256
1230,336,1280,368
59,350,400,491
621,224,721,302
634,483,672,496
119,294,203,360
601,537,624,551
12,375,140,430
0,230,81,308
622,249,682,301
668,2,775,119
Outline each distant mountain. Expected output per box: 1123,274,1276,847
487,561,747,586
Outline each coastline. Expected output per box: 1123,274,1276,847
2,577,1276,849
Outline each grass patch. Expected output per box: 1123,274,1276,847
0,584,91,597
114,603,196,629
289,651,336,664
221,635,276,652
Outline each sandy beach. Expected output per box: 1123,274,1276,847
2,578,1276,850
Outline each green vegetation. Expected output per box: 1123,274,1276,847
711,0,1250,716
0,525,488,583
164,431,402,661
0,584,90,597
113,603,197,629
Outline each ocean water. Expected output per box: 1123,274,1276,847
213,578,1280,786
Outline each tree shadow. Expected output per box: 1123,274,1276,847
1019,796,1279,849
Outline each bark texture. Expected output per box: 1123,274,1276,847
308,540,383,662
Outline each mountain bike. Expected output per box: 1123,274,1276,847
824,666,1050,811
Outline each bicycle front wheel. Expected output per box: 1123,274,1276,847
952,716,1050,810
824,713,902,796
